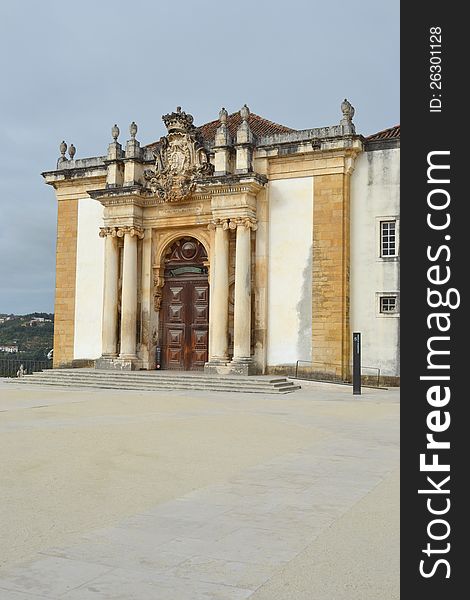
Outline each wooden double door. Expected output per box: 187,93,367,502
161,275,209,371
160,238,210,371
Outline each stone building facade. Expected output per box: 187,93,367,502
42,102,400,383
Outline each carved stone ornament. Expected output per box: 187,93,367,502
117,226,145,239
144,106,214,202
112,124,120,141
152,267,164,311
207,218,230,231
340,98,355,123
228,217,258,231
99,226,144,239
99,226,114,238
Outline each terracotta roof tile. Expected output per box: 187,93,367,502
145,112,294,149
197,112,294,142
366,125,400,141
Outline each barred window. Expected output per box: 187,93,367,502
380,296,397,314
380,221,397,257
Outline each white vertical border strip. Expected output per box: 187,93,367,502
350,148,400,376
73,199,105,360
266,177,314,366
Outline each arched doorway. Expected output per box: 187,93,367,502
160,237,209,371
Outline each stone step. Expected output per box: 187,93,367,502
14,381,300,394
19,371,294,388
13,380,300,394
22,376,300,393
24,369,290,385
10,370,301,394
18,375,294,390
16,375,295,390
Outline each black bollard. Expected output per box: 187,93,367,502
353,332,361,395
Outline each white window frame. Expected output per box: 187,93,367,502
376,292,400,317
376,216,400,259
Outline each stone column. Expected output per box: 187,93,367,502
119,226,143,359
99,228,119,356
207,219,230,363
231,217,257,371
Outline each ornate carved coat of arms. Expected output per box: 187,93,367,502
144,107,213,202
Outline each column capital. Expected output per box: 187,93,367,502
99,226,116,238
119,226,144,239
228,217,258,231
207,218,230,231
118,226,145,239
99,226,144,239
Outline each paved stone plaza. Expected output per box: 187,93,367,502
0,379,399,599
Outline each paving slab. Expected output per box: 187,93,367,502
0,380,399,598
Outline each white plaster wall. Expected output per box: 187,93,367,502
267,177,313,366
351,147,400,377
73,198,105,359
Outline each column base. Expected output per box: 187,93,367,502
204,359,229,375
229,357,255,376
95,355,142,371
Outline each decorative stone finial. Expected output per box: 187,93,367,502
108,125,123,162
59,140,67,159
214,107,232,165
219,107,228,124
68,144,76,160
125,121,142,162
236,105,254,171
129,121,138,140
340,98,355,124
240,104,250,122
111,124,120,141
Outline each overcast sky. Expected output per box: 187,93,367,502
0,0,399,314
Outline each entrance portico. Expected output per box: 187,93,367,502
95,192,262,374
90,106,267,374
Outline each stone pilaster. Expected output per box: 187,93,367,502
312,172,351,380
139,228,154,370
52,199,78,367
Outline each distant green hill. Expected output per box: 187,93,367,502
0,313,54,360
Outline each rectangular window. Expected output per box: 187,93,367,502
380,296,397,314
380,220,397,257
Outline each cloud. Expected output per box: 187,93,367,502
0,0,399,313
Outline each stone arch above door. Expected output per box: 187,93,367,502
164,237,208,269
152,228,211,313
